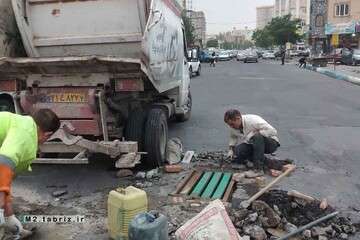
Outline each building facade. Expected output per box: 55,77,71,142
187,10,206,47
256,5,275,29
274,0,311,33
326,0,360,49
309,0,328,54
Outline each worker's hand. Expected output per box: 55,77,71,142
227,149,234,159
0,209,5,226
4,215,23,233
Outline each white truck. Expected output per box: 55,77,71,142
0,0,192,168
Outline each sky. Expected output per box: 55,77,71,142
191,0,274,34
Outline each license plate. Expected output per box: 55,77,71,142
41,93,87,103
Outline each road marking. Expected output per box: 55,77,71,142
237,77,266,80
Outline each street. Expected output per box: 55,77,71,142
12,59,360,239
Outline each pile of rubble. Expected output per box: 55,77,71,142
229,190,357,240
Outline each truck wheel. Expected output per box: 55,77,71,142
124,110,146,150
0,98,15,113
196,65,201,76
175,91,192,122
144,108,168,168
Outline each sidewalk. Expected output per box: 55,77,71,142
306,63,360,86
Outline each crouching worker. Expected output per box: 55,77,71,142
0,109,60,238
224,109,280,171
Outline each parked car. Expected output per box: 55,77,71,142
188,48,201,77
218,51,231,61
341,48,360,65
327,48,342,63
236,51,246,62
200,50,212,63
289,50,298,57
244,51,258,63
262,51,276,59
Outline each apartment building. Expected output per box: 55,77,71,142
326,0,360,48
256,5,275,29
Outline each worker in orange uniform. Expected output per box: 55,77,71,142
0,109,60,238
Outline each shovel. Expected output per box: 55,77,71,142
239,165,296,209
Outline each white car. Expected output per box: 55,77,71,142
262,51,276,59
218,51,231,61
188,49,201,77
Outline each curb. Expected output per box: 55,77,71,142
306,65,360,86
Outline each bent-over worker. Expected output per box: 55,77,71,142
0,109,60,238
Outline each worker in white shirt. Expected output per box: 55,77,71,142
224,109,280,170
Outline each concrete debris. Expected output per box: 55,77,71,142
232,164,247,170
116,169,133,178
244,170,264,178
232,173,246,182
247,212,258,223
146,168,160,179
135,171,146,179
243,225,267,240
52,190,68,197
284,221,297,233
135,181,153,188
252,201,281,228
302,229,312,238
340,233,348,239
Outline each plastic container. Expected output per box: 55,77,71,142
128,211,168,240
108,186,148,240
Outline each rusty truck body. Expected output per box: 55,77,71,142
0,0,192,168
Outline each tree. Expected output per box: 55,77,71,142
206,39,218,48
252,29,274,48
267,15,302,45
182,12,195,46
252,15,303,48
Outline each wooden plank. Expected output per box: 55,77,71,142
201,172,223,199
169,170,195,196
179,172,202,195
222,179,236,202
190,172,213,197
212,173,232,199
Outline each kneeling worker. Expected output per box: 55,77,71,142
224,109,280,171
0,109,60,238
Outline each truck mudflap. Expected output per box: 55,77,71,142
36,126,141,168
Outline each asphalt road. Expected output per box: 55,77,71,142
12,59,360,239
171,59,360,212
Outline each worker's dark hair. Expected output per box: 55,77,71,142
224,109,241,123
31,109,60,133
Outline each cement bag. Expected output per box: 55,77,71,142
175,200,243,240
166,138,183,164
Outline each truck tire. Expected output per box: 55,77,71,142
196,65,201,76
144,108,168,168
175,91,192,122
124,110,146,150
0,98,15,113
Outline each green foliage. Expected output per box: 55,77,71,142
252,29,274,48
253,15,303,47
206,39,219,48
182,12,195,46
